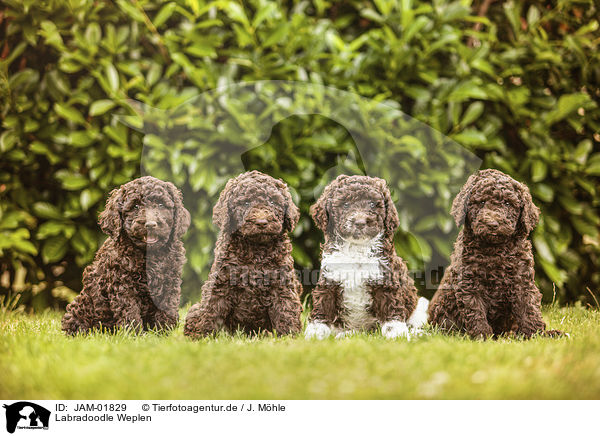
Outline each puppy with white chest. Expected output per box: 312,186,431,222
305,175,428,339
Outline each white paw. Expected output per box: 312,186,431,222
305,322,332,340
409,327,427,338
335,329,358,339
381,321,410,340
408,297,429,329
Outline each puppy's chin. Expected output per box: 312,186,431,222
338,227,381,242
472,226,515,245
238,226,282,243
238,221,283,240
128,231,169,250
239,232,280,244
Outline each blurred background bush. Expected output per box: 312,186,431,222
0,0,598,311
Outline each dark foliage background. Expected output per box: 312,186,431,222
1,0,598,310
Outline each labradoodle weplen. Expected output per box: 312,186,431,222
62,176,190,334
305,175,428,340
428,169,562,339
184,171,303,337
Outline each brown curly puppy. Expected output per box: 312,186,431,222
184,171,302,337
62,176,190,334
305,175,428,340
428,169,561,339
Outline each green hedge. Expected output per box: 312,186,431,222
1,0,598,310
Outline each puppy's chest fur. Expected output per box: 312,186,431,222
321,238,384,330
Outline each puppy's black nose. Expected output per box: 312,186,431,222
353,216,367,228
255,218,268,226
145,220,158,229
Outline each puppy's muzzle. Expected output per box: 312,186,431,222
347,212,373,230
243,208,279,235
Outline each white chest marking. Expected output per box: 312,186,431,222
321,237,384,330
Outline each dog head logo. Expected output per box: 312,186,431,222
3,402,50,433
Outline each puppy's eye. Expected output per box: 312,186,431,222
343,202,350,209
269,199,275,205
503,201,511,207
134,204,140,210
157,203,164,209
369,201,376,209
244,201,250,206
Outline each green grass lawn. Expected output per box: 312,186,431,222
1,305,599,399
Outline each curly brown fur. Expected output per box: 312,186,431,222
183,171,302,338
428,169,562,339
62,176,190,335
308,175,419,336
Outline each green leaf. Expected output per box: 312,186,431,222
531,160,547,182
85,23,101,46
89,100,116,116
573,139,592,165
461,102,484,126
154,2,177,27
558,194,583,215
571,216,599,239
452,129,487,146
533,233,555,263
538,258,567,286
37,221,67,239
526,5,540,25
224,3,249,27
54,103,86,125
185,44,217,58
42,235,68,263
262,23,289,47
55,170,89,190
106,64,120,93
531,183,554,202
80,188,103,211
32,202,62,220
0,131,18,152
546,93,591,125
11,238,38,256
447,81,488,102
116,0,146,22
39,20,65,50
69,131,98,147
586,154,600,176
252,3,277,28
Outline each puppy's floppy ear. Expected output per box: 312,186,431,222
212,178,236,233
311,175,349,233
99,186,124,238
377,178,399,236
516,180,539,236
279,180,300,233
450,172,479,227
165,181,191,239
311,184,333,233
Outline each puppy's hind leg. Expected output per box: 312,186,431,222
183,292,231,338
61,311,86,335
148,309,179,332
62,293,94,335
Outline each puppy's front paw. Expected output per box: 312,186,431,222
407,297,429,329
381,320,410,340
335,329,358,339
468,323,494,340
305,322,332,340
409,326,428,338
